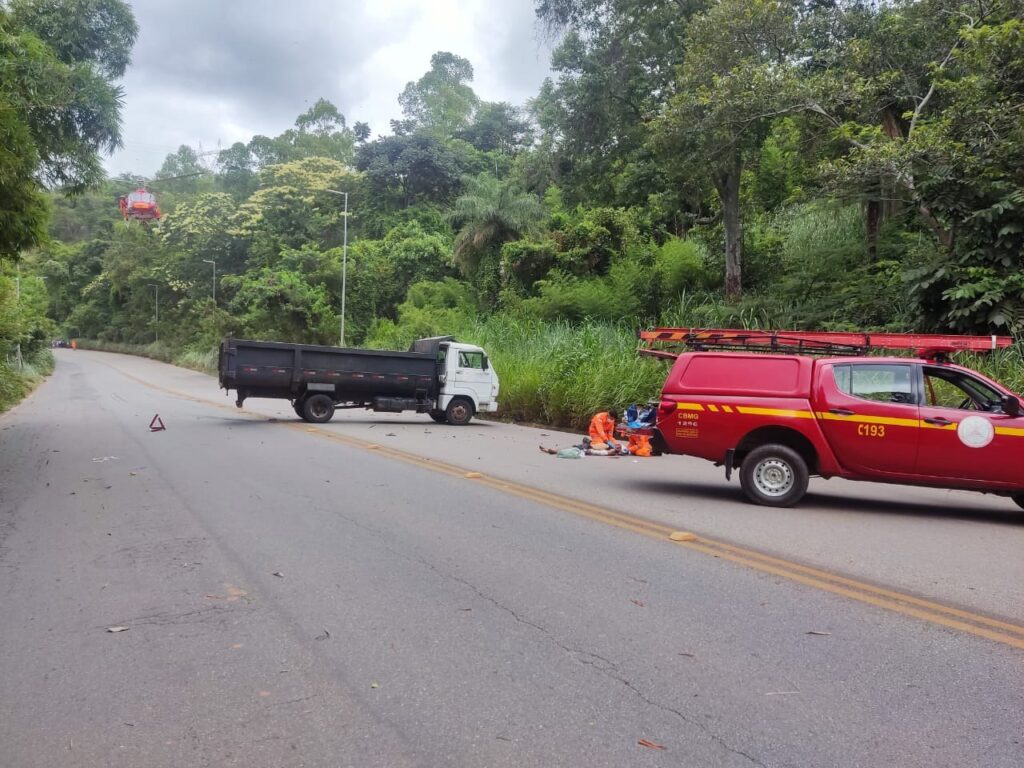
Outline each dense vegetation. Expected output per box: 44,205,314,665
3,0,1022,422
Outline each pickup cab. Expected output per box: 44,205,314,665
646,347,1024,508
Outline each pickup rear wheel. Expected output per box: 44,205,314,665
740,444,809,508
302,394,336,423
445,397,474,426
1012,494,1024,511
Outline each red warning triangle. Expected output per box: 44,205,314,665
149,414,166,432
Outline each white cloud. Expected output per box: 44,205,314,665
106,0,553,176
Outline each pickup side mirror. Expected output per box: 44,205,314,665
1000,394,1021,417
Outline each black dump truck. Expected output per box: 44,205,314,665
218,336,500,425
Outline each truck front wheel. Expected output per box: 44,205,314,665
1012,494,1024,511
739,444,809,508
445,398,474,426
302,394,336,423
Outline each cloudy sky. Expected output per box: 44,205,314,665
107,0,555,176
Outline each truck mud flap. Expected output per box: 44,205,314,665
724,448,736,481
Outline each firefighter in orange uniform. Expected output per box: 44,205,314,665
588,409,620,452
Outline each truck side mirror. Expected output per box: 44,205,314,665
1001,394,1021,417
482,357,489,370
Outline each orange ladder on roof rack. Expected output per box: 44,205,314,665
638,328,1014,361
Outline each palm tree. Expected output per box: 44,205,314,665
450,174,545,278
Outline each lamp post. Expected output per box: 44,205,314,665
148,284,159,343
202,259,217,303
324,188,349,347
14,264,22,370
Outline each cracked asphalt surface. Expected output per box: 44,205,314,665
0,350,1021,767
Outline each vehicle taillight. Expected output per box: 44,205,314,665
658,401,675,416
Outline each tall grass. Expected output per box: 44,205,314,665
960,345,1024,394
0,349,54,414
455,316,667,428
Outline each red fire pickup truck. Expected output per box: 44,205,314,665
637,329,1024,508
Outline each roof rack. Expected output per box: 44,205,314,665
639,328,1014,361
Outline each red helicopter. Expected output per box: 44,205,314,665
116,170,208,224
118,186,161,222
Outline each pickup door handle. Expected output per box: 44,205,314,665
923,416,953,426
828,408,855,416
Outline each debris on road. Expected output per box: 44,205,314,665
315,629,331,641
272,571,284,578
805,630,832,636
638,738,666,750
106,626,129,633
669,531,698,542
370,682,379,689
630,599,646,608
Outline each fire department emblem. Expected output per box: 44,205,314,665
956,415,994,448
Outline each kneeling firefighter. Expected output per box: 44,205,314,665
588,409,620,452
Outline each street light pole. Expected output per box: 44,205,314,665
14,264,22,370
325,188,349,347
148,284,159,343
203,259,217,303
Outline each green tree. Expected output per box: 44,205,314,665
653,0,802,299
451,174,545,284
156,144,209,193
458,102,531,155
531,0,705,209
0,0,135,255
355,132,481,209
398,51,479,137
4,0,135,192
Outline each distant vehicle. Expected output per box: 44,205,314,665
630,328,1024,509
118,187,161,222
218,336,500,425
51,339,69,348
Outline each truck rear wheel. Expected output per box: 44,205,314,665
445,398,474,426
293,401,305,419
1013,494,1024,511
739,444,809,508
302,394,336,423
428,410,447,424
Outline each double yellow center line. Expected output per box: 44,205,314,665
98,355,1024,651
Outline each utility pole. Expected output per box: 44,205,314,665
203,259,217,303
325,189,349,347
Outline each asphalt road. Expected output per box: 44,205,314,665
0,350,1021,767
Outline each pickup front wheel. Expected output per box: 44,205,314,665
1012,494,1024,511
739,444,809,508
302,394,336,423
445,397,474,426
